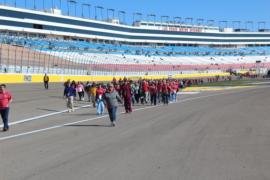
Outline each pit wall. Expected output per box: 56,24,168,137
0,72,230,84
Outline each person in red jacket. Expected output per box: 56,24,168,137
0,84,12,131
122,80,132,113
157,80,162,103
142,80,150,104
149,82,158,106
161,80,169,105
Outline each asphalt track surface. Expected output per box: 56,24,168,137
1,83,270,180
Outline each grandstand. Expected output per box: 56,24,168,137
0,3,270,81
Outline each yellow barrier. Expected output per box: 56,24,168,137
0,74,25,83
172,72,230,79
0,72,230,84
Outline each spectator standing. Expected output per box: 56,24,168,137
43,73,49,89
0,84,12,131
90,83,97,108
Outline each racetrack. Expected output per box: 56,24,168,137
1,83,270,180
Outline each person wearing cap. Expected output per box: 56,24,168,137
64,82,76,112
104,83,122,127
0,84,12,131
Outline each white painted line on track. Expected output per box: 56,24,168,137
0,104,92,128
178,92,200,95
1,93,199,128
0,90,241,142
0,115,108,141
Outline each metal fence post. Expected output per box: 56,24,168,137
14,46,18,73
51,47,58,74
0,43,2,72
37,49,42,74
7,44,10,73
27,45,31,73
19,46,24,73
74,51,79,75
57,49,63,74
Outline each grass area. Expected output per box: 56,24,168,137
193,79,269,87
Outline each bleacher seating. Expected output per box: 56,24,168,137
1,33,270,75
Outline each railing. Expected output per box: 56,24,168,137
1,35,270,76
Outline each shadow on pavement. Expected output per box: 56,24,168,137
65,124,111,127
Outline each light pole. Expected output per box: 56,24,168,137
82,3,91,18
67,0,77,16
95,6,104,20
219,21,228,29
118,11,126,24
107,8,115,20
232,21,241,30
147,14,156,26
185,17,193,25
59,0,61,9
207,20,215,26
196,18,204,26
54,0,62,9
245,21,253,32
174,17,181,25
34,0,36,10
133,12,142,24
161,15,169,28
258,21,266,31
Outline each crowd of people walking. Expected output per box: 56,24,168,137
62,77,206,126
1,76,208,131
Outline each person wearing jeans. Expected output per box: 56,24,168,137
96,85,105,115
64,82,76,112
107,106,117,124
0,84,12,131
104,83,122,127
161,81,169,105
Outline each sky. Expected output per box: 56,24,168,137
3,0,270,29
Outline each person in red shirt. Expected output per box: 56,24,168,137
171,81,178,102
142,80,150,104
161,80,169,105
0,84,12,131
122,81,132,113
157,81,162,103
149,82,158,106
96,84,105,115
